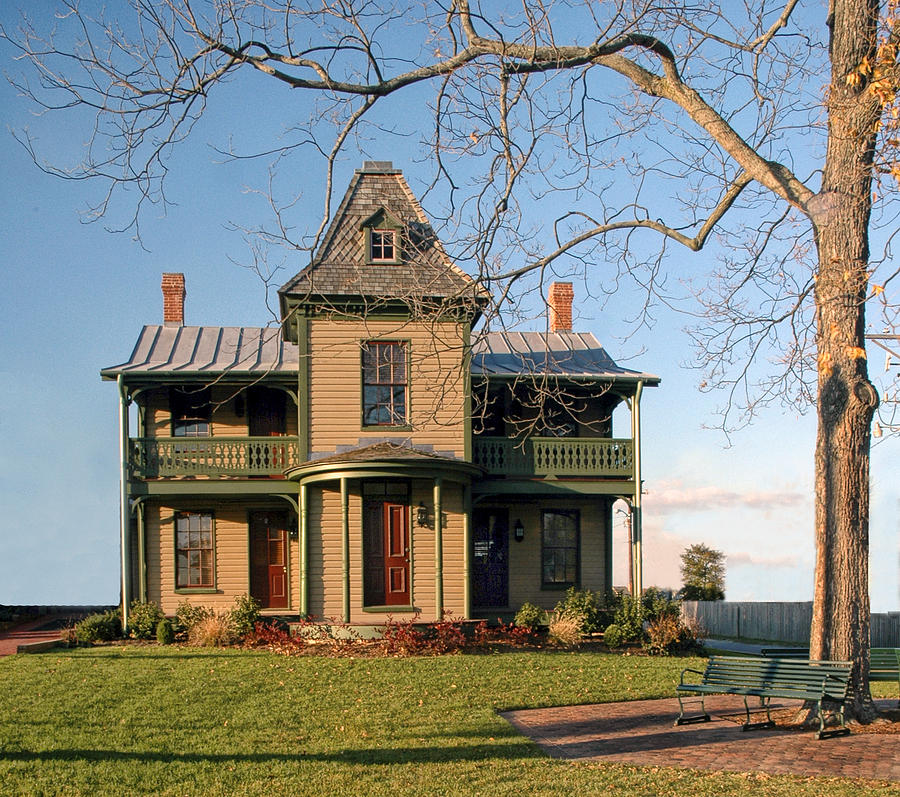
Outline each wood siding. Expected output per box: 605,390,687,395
307,319,466,458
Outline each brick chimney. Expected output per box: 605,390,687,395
161,272,185,326
548,282,574,333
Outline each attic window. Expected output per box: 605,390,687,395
370,229,397,262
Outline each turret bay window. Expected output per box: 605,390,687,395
171,387,211,437
176,512,215,589
542,509,579,587
362,341,408,426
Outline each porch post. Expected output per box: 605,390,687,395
434,478,443,619
299,483,308,618
462,484,471,619
631,380,644,598
136,499,147,603
341,477,350,623
117,375,132,630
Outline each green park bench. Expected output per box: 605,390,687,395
870,647,900,703
760,647,809,658
676,655,852,740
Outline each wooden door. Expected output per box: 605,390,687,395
383,503,410,605
249,511,288,609
248,387,286,436
472,509,509,608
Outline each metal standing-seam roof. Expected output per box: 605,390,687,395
100,325,299,380
471,331,660,383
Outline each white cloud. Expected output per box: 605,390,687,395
644,479,806,515
727,551,801,569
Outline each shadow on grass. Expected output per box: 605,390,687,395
0,741,543,766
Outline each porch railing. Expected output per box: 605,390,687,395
130,436,300,478
472,437,633,479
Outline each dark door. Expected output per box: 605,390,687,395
472,509,509,608
250,511,288,609
248,387,286,436
363,500,410,606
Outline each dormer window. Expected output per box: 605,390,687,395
362,208,402,264
370,229,396,262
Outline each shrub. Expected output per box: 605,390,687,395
514,601,546,630
426,613,467,654
612,594,645,642
156,618,175,645
554,587,603,634
175,601,214,637
187,613,235,647
128,601,165,640
602,623,626,649
643,614,682,655
74,609,122,644
245,621,306,655
547,610,583,647
473,619,535,648
229,593,261,638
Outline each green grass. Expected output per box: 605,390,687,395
0,646,897,796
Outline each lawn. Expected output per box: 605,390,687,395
0,646,897,796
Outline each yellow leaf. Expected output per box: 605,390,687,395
846,346,867,360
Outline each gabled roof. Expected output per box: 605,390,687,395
279,162,485,310
100,325,299,380
471,331,660,384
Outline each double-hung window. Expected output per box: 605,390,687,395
370,229,397,262
541,509,579,587
171,387,211,437
362,341,407,426
175,512,214,589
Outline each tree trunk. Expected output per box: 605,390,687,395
808,0,881,722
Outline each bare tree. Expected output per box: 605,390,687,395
4,0,897,719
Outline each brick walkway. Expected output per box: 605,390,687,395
0,616,71,657
502,695,900,782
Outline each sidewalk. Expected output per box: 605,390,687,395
0,615,73,657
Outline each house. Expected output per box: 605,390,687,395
101,161,659,628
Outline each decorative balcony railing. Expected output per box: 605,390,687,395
130,437,300,478
472,437,634,479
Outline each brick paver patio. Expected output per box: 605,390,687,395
502,694,900,782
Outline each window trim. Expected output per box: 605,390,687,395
174,511,216,591
361,340,410,428
540,509,580,589
362,209,403,264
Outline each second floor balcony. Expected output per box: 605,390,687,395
130,436,300,478
472,436,634,480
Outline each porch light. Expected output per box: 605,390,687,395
514,519,525,542
417,502,428,527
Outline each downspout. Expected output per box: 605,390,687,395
631,380,644,598
136,499,147,603
434,478,443,619
462,484,471,620
341,477,350,623
117,375,132,631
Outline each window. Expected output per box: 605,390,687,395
171,387,211,437
542,510,579,587
362,341,408,426
176,512,214,588
370,229,396,262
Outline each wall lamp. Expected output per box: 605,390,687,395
416,502,429,527
513,519,525,542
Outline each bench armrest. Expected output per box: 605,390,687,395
678,667,705,686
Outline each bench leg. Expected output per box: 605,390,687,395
740,695,775,732
675,693,711,726
814,699,850,740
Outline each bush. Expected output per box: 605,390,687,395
554,587,603,634
175,601,214,637
643,614,682,655
245,621,306,655
603,623,626,649
128,601,165,640
612,594,645,642
513,601,546,630
187,613,235,647
548,610,583,647
75,610,122,644
229,593,261,638
156,618,175,645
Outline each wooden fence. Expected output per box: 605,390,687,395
681,601,900,647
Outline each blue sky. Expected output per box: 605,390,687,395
0,3,897,612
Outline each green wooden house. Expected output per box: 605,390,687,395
102,161,658,628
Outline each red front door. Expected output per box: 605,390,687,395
250,512,289,609
383,503,410,605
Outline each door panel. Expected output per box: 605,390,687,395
249,511,289,609
383,503,410,605
472,509,509,608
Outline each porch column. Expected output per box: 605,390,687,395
299,483,308,618
630,380,644,598
433,478,443,619
136,500,147,603
462,484,471,620
117,375,132,630
341,477,350,623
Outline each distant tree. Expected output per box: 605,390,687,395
679,544,726,602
